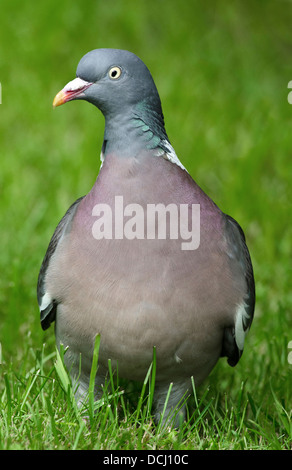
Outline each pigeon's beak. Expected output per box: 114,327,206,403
53,77,93,107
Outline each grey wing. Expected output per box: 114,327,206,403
37,196,84,330
221,214,256,366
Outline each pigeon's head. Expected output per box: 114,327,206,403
53,48,162,118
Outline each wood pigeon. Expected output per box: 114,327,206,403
37,49,255,426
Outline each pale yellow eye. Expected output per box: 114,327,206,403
108,66,122,80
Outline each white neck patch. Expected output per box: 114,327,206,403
158,140,187,172
100,139,187,173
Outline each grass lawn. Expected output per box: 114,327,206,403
0,0,291,450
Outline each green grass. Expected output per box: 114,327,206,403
0,0,291,450
0,341,291,450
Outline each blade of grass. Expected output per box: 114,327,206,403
148,346,156,415
88,334,101,423
19,369,40,413
3,373,12,427
157,382,173,432
72,419,87,450
135,361,153,426
188,377,215,435
54,345,70,393
54,344,83,425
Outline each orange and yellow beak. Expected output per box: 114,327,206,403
53,77,93,107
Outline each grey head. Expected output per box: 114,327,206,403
53,48,169,157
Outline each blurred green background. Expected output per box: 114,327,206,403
0,0,291,432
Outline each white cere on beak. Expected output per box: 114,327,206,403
64,77,92,92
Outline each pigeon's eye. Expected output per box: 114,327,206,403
108,66,122,80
